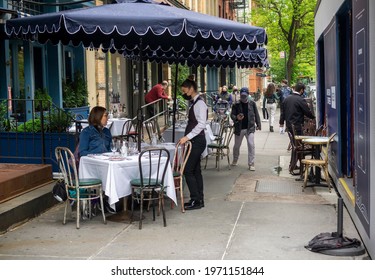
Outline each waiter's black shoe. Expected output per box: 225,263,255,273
184,199,194,207
200,200,205,207
184,200,202,210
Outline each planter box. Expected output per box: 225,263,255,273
0,132,76,172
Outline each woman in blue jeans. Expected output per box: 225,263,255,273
178,76,207,210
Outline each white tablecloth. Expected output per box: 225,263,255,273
79,154,176,208
109,118,130,136
69,118,129,136
162,124,215,158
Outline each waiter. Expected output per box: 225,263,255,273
178,75,207,210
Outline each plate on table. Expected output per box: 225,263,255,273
109,156,125,161
88,154,109,160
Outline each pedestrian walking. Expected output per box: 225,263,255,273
230,87,261,171
178,76,207,210
263,82,279,132
279,79,292,105
231,85,240,103
261,88,269,122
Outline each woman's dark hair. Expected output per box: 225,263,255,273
88,106,107,127
264,83,276,97
181,74,197,91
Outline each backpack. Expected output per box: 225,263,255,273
52,180,67,202
280,86,292,100
305,232,361,252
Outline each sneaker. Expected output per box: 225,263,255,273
249,164,255,171
262,119,268,122
231,160,238,166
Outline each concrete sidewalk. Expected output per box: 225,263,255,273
0,107,369,260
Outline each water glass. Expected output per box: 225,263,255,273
110,140,118,155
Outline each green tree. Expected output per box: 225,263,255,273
251,0,316,84
170,64,190,97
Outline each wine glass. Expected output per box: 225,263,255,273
129,142,137,155
110,140,118,155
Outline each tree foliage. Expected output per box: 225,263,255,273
251,0,316,85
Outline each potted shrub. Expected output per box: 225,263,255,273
34,88,52,112
63,71,90,118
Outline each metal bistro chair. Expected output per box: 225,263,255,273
120,119,139,143
130,147,170,229
55,147,106,229
144,119,157,144
287,131,313,175
171,141,192,213
204,124,234,171
301,133,337,192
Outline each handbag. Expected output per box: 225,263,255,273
52,180,67,202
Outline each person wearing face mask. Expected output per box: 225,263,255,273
230,87,261,171
216,85,233,106
179,75,208,210
279,82,315,136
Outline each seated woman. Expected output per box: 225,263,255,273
79,106,112,157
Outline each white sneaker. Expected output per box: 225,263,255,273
249,164,255,171
262,119,268,122
231,161,238,166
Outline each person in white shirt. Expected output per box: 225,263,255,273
179,75,208,210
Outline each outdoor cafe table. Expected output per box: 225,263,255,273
162,123,215,158
78,152,176,221
301,136,330,186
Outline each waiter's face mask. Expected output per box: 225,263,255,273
182,93,192,101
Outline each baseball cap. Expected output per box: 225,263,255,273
240,87,249,95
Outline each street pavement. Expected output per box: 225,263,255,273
0,105,369,261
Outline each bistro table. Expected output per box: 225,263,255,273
162,123,215,158
292,135,322,178
79,152,176,221
301,136,330,186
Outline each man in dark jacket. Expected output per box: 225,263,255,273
230,87,261,171
279,82,315,135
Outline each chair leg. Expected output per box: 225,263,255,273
76,198,80,229
130,189,135,224
160,192,167,227
180,179,185,213
139,191,144,230
216,151,220,170
204,154,208,169
302,164,309,192
99,192,106,224
323,166,331,192
152,190,156,221
226,149,231,170
63,200,68,225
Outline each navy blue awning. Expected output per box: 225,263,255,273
5,0,267,56
122,47,268,68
